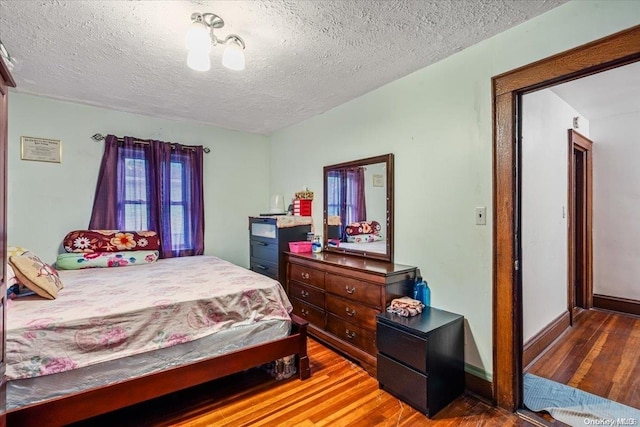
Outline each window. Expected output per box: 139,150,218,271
123,157,149,231
90,135,204,258
327,168,366,238
121,151,195,252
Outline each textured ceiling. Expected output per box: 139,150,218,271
0,0,568,135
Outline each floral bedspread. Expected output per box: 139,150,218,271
6,256,292,380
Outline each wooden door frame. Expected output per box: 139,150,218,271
568,130,593,324
492,25,640,411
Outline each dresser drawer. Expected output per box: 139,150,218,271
292,299,325,328
250,258,278,280
289,263,325,289
326,314,376,355
325,274,380,307
250,240,278,263
326,294,378,331
249,218,277,243
290,281,324,309
377,321,428,373
378,352,428,414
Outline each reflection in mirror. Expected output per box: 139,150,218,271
323,153,393,262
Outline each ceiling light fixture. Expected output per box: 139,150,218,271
186,12,246,72
0,39,17,71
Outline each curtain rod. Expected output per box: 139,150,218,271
91,133,211,154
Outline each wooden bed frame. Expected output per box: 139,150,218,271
7,314,310,426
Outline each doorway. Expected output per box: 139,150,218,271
568,129,593,324
492,24,640,411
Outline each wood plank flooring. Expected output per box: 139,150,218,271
527,309,640,409
75,338,534,427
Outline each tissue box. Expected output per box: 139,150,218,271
288,241,312,253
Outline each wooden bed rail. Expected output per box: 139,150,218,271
8,316,310,427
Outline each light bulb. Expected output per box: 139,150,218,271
187,49,211,72
222,42,245,71
185,22,211,52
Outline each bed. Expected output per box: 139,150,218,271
6,255,310,426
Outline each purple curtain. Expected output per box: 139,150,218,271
89,135,204,258
349,167,367,222
327,167,366,239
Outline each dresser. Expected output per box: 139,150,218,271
377,308,464,417
249,216,311,284
285,251,416,374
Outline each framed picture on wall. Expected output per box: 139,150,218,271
372,174,384,187
20,136,61,163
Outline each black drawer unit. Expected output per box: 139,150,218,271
249,216,311,284
376,307,464,418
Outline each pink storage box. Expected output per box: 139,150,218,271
288,241,312,253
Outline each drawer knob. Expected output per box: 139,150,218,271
345,329,356,339
255,264,267,270
301,272,310,280
256,241,267,246
300,290,309,298
345,307,356,317
345,285,356,294
301,308,309,316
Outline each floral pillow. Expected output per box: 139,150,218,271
56,250,159,270
63,230,160,253
9,251,64,299
344,221,382,236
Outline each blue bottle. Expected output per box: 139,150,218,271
413,276,431,307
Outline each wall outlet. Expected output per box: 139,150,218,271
476,207,487,225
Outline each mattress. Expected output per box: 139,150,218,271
338,239,387,254
7,317,290,410
6,255,293,381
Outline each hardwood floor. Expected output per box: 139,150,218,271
527,309,640,409
75,338,535,427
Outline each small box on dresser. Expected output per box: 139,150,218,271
377,307,465,418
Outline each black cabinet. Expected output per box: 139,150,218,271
249,216,311,284
377,307,464,417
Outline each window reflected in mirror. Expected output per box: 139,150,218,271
323,154,393,262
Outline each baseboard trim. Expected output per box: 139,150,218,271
594,294,640,316
523,311,571,369
465,372,493,402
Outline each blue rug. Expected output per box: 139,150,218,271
524,373,640,427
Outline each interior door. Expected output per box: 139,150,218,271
567,129,593,324
0,57,16,427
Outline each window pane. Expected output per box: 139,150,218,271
171,161,183,202
170,205,186,247
124,158,148,202
124,203,148,230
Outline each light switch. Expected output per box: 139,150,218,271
476,207,487,225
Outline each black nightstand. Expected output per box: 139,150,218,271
376,307,464,417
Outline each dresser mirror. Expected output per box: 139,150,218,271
323,153,394,262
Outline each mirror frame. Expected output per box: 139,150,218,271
323,153,394,262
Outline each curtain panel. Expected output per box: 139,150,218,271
89,135,204,258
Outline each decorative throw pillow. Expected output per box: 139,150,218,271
62,230,160,253
344,220,382,236
7,246,29,258
9,252,64,300
56,250,159,270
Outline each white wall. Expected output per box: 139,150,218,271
7,93,269,266
592,110,640,301
521,90,589,343
364,162,386,227
268,1,640,377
